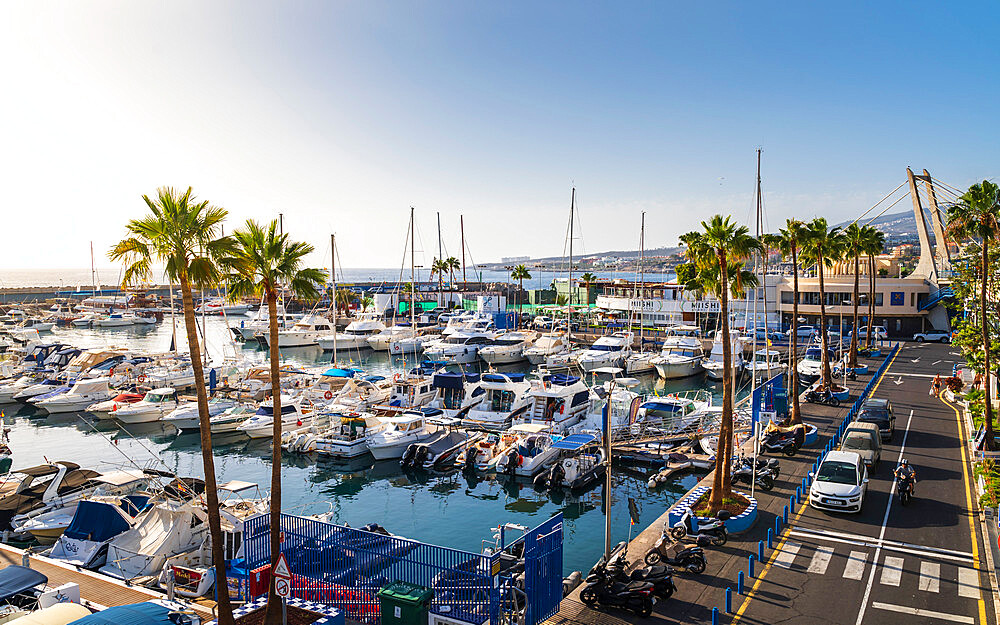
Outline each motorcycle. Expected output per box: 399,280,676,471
669,508,729,546
731,456,777,491
833,365,857,381
760,428,804,457
805,388,841,407
580,565,655,617
644,529,708,573
896,474,914,506
593,545,678,600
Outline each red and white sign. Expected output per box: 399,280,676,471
272,553,291,580
275,577,290,599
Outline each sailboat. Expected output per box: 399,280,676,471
624,212,656,374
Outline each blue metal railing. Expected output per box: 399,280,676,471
919,287,954,311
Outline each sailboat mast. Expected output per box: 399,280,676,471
460,215,467,284
331,233,338,363
89,241,96,295
757,149,769,355
568,188,575,348
639,211,645,346
410,207,416,330
437,212,443,306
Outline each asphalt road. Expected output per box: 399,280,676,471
733,341,995,625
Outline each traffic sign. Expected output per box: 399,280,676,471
273,553,291,580
275,577,290,599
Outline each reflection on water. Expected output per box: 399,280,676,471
3,317,713,574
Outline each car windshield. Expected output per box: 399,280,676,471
816,461,859,485
858,409,888,422
842,434,872,451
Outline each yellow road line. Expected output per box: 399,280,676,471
941,394,989,624
730,346,901,623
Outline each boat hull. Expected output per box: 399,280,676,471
654,359,703,379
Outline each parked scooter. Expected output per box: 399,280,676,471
669,508,730,546
594,544,679,600
805,388,841,407
896,474,914,506
580,565,655,617
760,428,804,457
644,529,708,573
731,454,777,490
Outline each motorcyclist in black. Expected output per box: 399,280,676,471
894,458,917,495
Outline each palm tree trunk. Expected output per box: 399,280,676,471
518,277,523,329
264,288,283,623
850,251,860,367
983,241,996,450
867,255,875,349
709,249,734,509
818,254,832,390
179,275,234,625
789,245,801,425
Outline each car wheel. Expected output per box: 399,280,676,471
916,337,924,342
942,337,950,344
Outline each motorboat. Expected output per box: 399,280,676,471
0,462,103,531
460,433,506,471
635,390,714,435
367,410,441,460
425,371,485,418
48,495,151,569
702,330,745,381
576,332,633,372
86,390,145,420
318,312,385,351
12,378,69,403
236,396,312,439
441,312,495,336
19,318,54,332
195,299,250,316
324,376,393,413
113,388,179,424
796,346,829,385
536,434,604,491
11,469,150,544
257,313,334,348
384,372,437,409
400,424,482,470
423,331,495,364
137,360,198,390
161,397,240,431
367,324,416,351
524,332,571,365
521,373,595,433
651,336,705,379
623,350,657,375
389,332,442,355
461,373,531,431
746,349,787,381
478,331,535,365
229,305,294,341
34,377,114,414
312,413,386,458
92,312,137,327
209,404,256,434
494,424,563,477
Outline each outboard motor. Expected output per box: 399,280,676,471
400,445,418,468
533,470,549,491
549,462,566,489
505,450,519,475
464,449,478,471
413,445,430,468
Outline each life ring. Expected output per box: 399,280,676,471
324,390,333,400
517,454,524,467
138,375,147,383
109,367,115,376
394,373,403,383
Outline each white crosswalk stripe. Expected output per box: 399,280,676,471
806,546,834,574
919,561,940,593
880,556,904,586
843,550,867,580
774,542,801,569
957,567,979,598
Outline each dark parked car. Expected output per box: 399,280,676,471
856,398,894,441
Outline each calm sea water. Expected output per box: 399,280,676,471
1,317,716,574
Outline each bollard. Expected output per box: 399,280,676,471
796,486,802,503
712,607,719,625
758,540,765,561
738,570,745,595
789,494,795,512
726,587,733,613
775,515,782,533
767,528,773,549
783,505,789,525
749,554,755,578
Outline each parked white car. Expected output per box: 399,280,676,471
809,451,869,514
913,329,950,343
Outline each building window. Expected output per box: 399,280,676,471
781,291,794,304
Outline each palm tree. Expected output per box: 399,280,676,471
681,215,761,511
430,258,448,306
108,187,236,625
864,228,885,350
579,272,597,306
802,218,845,392
335,287,358,316
221,220,324,621
360,296,374,312
763,219,808,424
511,264,532,327
948,180,1000,450
843,223,865,368
446,256,461,307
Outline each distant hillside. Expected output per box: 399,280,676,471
834,210,927,237
485,246,684,266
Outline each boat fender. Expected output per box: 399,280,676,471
324,390,333,400
138,375,147,383
518,454,524,467
109,367,115,376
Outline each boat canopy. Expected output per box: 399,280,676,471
0,565,47,601
552,433,597,450
322,367,359,378
545,374,580,386
68,378,111,395
432,372,480,389
11,602,91,625
511,423,550,434
95,469,147,486
64,601,180,625
218,480,257,493
63,500,133,542
483,373,525,383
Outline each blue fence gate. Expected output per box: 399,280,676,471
522,515,564,625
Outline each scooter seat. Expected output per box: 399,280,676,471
635,564,671,578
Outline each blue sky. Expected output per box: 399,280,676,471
1,1,996,270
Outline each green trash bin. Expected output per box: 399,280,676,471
378,581,434,625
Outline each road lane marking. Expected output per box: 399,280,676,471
871,602,974,624
941,394,990,623
919,561,940,593
787,529,974,564
807,546,834,574
774,542,800,569
788,527,974,561
854,408,913,625
958,567,980,598
879,556,903,586
843,550,868,580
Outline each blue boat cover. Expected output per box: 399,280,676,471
364,375,386,383
0,566,47,601
323,368,358,378
66,602,175,625
483,372,525,383
433,372,465,389
64,500,132,542
548,374,580,386
552,433,597,450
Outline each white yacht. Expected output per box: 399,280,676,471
702,330,745,381
385,372,437,409
796,346,828,385
257,313,333,348
389,333,442,355
462,373,532,431
99,499,208,582
635,390,714,434
49,495,150,569
236,396,312,439
576,332,633,372
229,305,295,341
494,424,563,477
652,336,705,379
196,299,250,316
318,312,385,351
161,397,240,431
86,390,146,419
478,331,536,365
209,404,256,434
35,377,114,414
524,333,571,365
367,410,440,460
313,413,386,458
366,324,415,351
113,388,179,424
747,349,787,381
423,331,495,364
521,372,595,433
441,312,495,336
92,312,137,328
426,371,485,418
